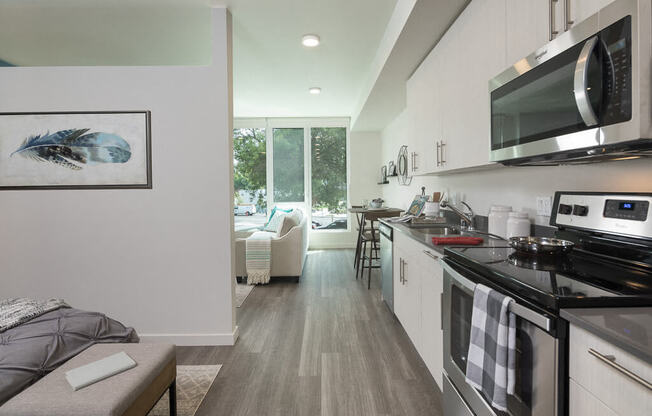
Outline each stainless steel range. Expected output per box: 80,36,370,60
441,192,652,416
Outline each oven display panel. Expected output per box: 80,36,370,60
604,199,649,221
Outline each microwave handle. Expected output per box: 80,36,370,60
441,259,552,332
573,36,599,126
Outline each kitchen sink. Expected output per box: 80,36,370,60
411,226,460,236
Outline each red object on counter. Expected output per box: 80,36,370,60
431,236,484,245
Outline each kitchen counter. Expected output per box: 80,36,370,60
561,307,652,364
380,219,509,255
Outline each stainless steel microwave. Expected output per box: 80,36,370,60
489,0,652,165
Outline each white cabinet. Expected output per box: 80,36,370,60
406,0,505,174
569,379,618,416
505,0,550,66
418,248,444,389
406,46,440,174
442,0,505,172
569,324,652,416
569,0,616,28
393,232,422,351
392,232,445,390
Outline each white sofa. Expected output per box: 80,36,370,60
235,210,308,282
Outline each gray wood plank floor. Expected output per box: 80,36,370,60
177,249,443,416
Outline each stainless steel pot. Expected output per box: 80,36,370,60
509,236,575,255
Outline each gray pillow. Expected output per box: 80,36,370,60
276,215,299,237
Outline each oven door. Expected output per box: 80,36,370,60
442,259,559,416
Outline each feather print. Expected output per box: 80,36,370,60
11,129,131,170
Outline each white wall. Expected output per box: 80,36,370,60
0,8,236,346
0,4,211,66
382,110,652,226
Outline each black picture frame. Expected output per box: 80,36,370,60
0,111,152,190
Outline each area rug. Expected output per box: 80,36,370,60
236,282,255,307
148,365,221,416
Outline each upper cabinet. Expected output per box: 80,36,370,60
407,0,506,174
505,0,550,66
404,0,616,175
569,0,617,27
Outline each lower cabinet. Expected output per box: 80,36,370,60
393,233,422,352
393,232,444,390
569,324,652,416
418,247,444,389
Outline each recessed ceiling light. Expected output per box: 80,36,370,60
309,87,321,95
302,34,320,47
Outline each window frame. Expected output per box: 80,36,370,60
233,117,351,233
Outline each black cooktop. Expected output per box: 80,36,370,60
444,246,652,313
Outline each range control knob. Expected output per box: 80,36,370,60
573,204,589,216
558,204,573,215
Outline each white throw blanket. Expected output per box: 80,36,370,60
0,298,69,333
245,231,273,285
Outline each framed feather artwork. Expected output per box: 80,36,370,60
0,111,151,189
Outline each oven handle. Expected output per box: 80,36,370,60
573,36,599,126
441,259,552,332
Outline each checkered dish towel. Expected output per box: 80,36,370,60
465,284,516,411
245,231,273,285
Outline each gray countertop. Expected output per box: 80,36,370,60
383,219,652,363
379,219,509,255
561,307,652,364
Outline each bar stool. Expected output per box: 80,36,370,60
356,215,381,289
357,229,380,288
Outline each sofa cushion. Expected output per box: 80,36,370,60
276,215,299,238
263,212,287,233
264,206,293,228
288,209,303,225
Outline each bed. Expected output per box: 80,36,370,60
0,298,138,406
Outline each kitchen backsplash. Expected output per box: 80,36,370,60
380,112,652,226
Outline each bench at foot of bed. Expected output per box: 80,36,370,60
0,343,177,416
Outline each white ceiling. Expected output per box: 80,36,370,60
0,0,467,130
225,0,398,119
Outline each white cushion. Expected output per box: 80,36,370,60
263,212,286,233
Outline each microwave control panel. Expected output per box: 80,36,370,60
601,15,632,125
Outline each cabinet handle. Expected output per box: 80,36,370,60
423,250,439,261
549,0,559,40
440,141,446,165
399,258,404,283
440,292,444,330
403,260,408,284
588,348,652,390
436,141,441,167
564,0,574,31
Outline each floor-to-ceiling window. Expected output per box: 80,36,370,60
233,127,267,231
233,118,349,233
272,128,305,203
311,127,347,229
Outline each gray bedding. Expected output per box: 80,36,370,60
0,307,138,405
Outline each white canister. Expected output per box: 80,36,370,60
488,205,512,239
506,211,531,239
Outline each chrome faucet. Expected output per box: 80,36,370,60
440,199,475,231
